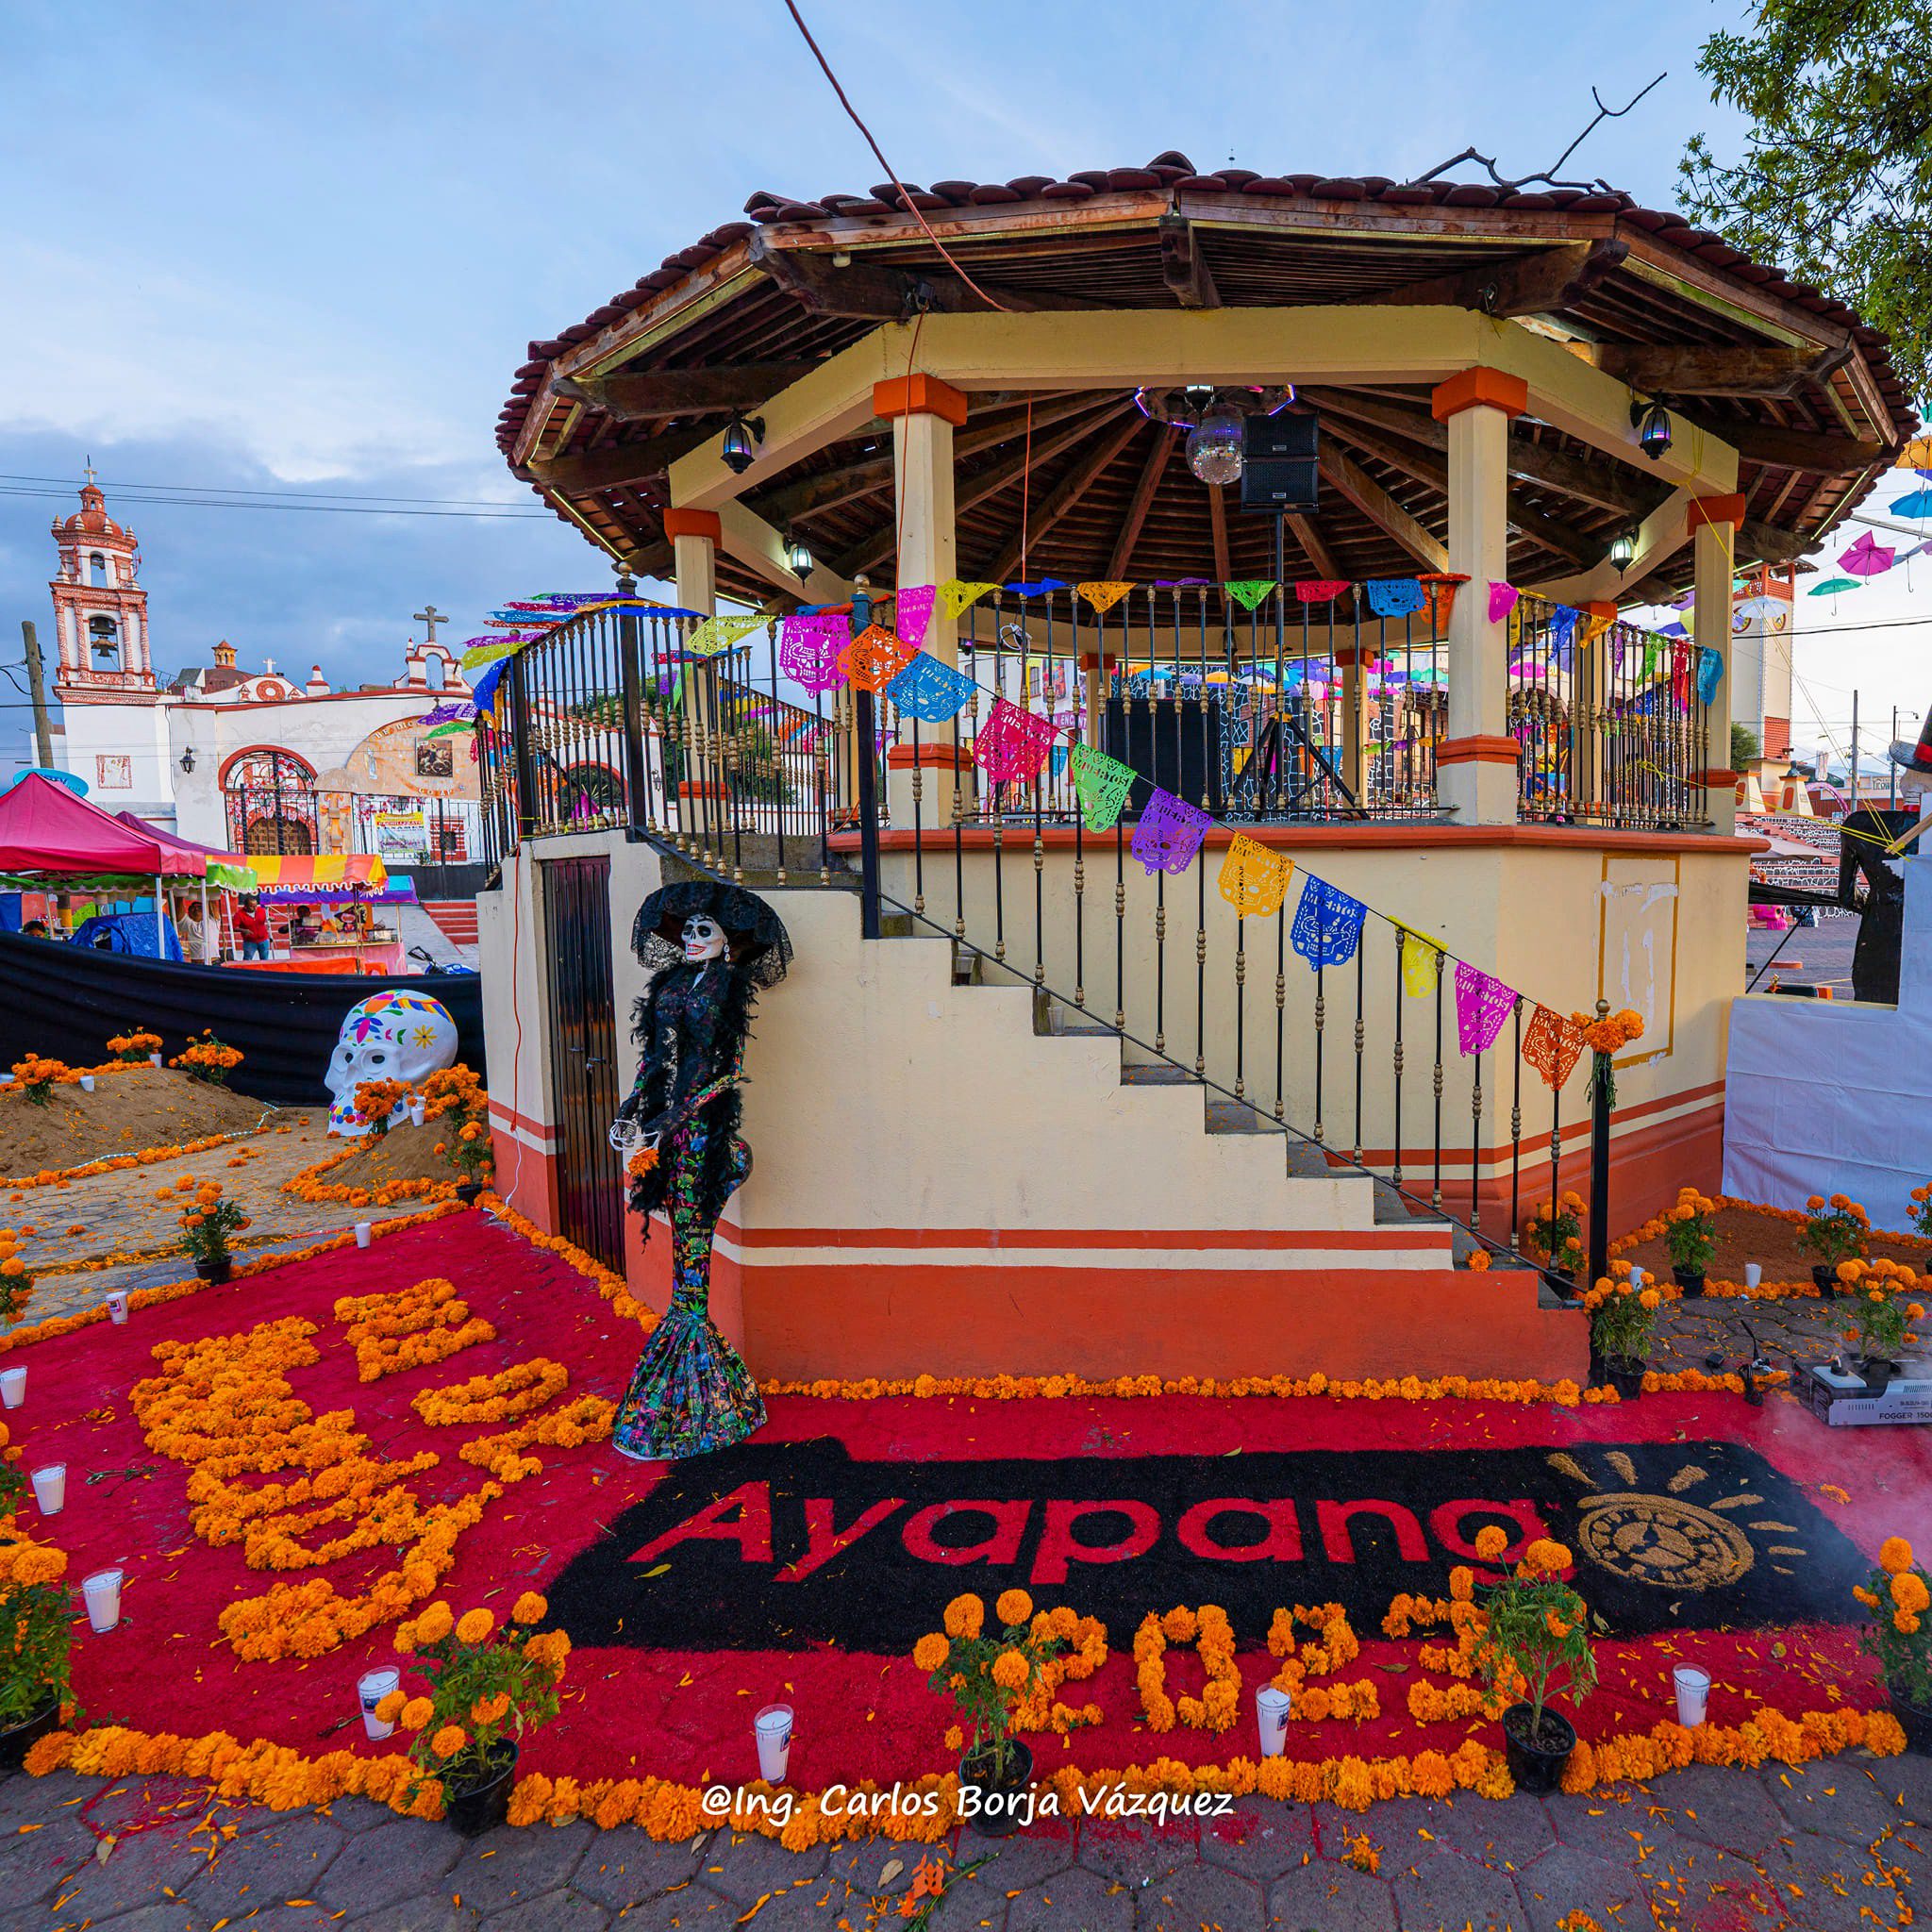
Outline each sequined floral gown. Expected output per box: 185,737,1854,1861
610,962,767,1460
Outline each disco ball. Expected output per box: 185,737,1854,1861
1185,404,1244,485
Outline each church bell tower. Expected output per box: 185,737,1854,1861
48,466,154,695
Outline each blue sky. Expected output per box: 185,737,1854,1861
1,0,1924,775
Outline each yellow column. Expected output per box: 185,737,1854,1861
1690,495,1742,835
875,375,972,827
1432,369,1525,825
665,507,722,857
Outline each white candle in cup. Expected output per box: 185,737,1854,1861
1629,1266,1644,1291
409,1098,426,1128
1744,1262,1762,1289
106,1291,128,1325
1673,1665,1711,1726
0,1367,25,1409
78,1074,94,1093
30,1464,65,1516
148,1053,161,1067
358,1666,401,1740
82,1569,123,1633
1256,1685,1292,1757
755,1704,793,1782
354,1222,372,1249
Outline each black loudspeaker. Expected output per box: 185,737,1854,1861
1104,696,1224,815
1240,410,1319,513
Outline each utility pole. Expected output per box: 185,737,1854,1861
1891,708,1900,809
1851,691,1859,818
19,621,54,770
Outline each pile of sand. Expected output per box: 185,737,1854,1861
0,1067,271,1179
1619,1201,1929,1283
296,1118,462,1199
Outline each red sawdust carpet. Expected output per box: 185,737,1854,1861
11,1213,1929,1796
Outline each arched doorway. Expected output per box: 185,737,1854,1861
222,747,319,855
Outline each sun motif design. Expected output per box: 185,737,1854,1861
1547,1450,1811,1591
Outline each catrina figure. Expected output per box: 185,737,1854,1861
608,880,791,1460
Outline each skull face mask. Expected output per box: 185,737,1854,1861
682,915,726,964
324,990,459,1135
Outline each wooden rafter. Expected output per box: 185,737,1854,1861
1669,409,1889,473
1316,444,1448,573
1158,212,1220,308
1590,342,1847,399
1361,239,1629,318
523,425,716,495
1206,478,1231,581
756,394,1111,527
1107,424,1173,579
985,411,1149,584
553,361,822,420
834,404,1127,580
1286,512,1341,579
748,231,1108,319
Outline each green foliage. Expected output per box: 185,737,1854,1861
400,1605,565,1793
0,1468,74,1729
1799,1197,1870,1267
1731,723,1762,771
917,1595,1069,1781
1858,1557,1932,1704
1476,1557,1597,1738
1663,1192,1719,1275
178,1193,247,1268
1589,1277,1662,1364
1680,0,1932,407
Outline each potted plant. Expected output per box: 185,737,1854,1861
385,1592,567,1835
1524,1191,1586,1285
177,1182,249,1284
169,1031,242,1086
1832,1258,1924,1396
1799,1193,1868,1299
1855,1538,1932,1752
1583,1274,1662,1398
1470,1525,1595,1791
106,1030,162,1065
913,1591,1069,1837
0,1467,75,1769
1663,1188,1718,1298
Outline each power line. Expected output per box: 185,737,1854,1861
0,471,542,510
0,484,550,521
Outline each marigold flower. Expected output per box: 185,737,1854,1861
943,1724,963,1752
1639,1289,1661,1311
399,1697,434,1731
470,1693,510,1725
1523,1539,1573,1575
1881,1538,1915,1575
374,1690,408,1724
912,1633,949,1673
415,1602,455,1645
512,1591,548,1624
994,1589,1033,1627
429,1724,468,1758
1473,1525,1509,1562
1896,1610,1922,1637
1891,1573,1931,1616
455,1608,494,1645
1544,1610,1573,1639
942,1594,984,1641
991,1650,1029,1691
1855,1585,1882,1608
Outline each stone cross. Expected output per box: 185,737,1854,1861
413,604,449,644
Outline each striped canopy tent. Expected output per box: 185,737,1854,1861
246,853,391,904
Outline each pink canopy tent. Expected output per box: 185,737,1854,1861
111,812,256,886
0,774,208,956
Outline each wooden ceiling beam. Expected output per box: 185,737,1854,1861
1158,212,1220,309
1737,517,1816,564
1302,386,1673,523
985,411,1150,584
1590,342,1846,398
1669,409,1889,473
1360,239,1628,318
1206,477,1231,582
834,405,1125,580
1107,425,1173,579
1286,512,1341,579
749,230,1108,318
1316,444,1449,572
552,361,822,420
522,425,717,495
754,393,1113,526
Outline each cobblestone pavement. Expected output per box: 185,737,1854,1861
9,1111,436,1324
1654,1289,1853,1383
0,1754,1923,1931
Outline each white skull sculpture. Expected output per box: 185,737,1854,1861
325,990,460,1135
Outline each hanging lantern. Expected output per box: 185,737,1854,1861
720,412,764,475
1607,527,1636,572
1186,403,1245,486
783,530,813,581
1632,400,1673,461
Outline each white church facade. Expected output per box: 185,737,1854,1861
46,479,481,861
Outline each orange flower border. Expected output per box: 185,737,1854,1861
284,1138,459,1210
20,1701,1907,1840
1,1123,270,1193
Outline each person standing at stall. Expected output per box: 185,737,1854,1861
234,894,271,961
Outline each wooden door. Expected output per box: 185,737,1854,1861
541,856,625,1270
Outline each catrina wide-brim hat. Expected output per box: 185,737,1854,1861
631,879,792,986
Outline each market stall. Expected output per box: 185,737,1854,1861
236,852,411,975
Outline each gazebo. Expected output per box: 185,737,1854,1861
471,156,1915,1383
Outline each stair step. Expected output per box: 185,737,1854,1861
1121,1063,1198,1087
1205,1097,1274,1135
1283,1141,1333,1179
